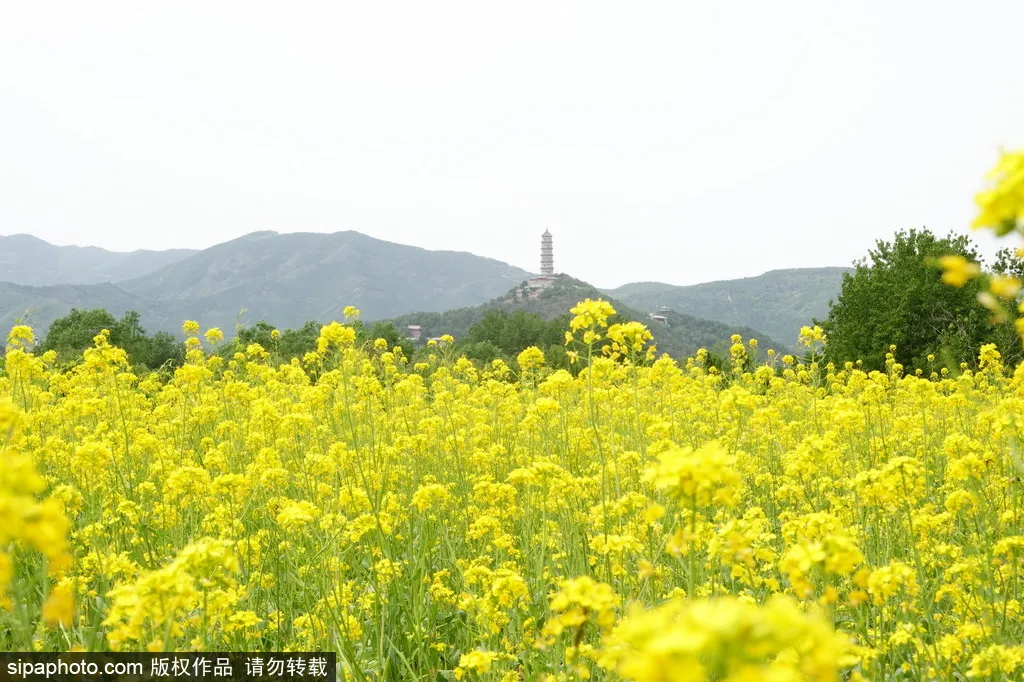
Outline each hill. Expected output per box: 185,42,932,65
0,282,179,338
0,234,196,286
607,267,851,348
388,274,789,359
0,231,534,337
114,231,533,330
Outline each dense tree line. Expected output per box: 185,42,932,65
460,309,571,369
20,308,571,374
229,319,417,361
38,308,183,370
820,229,1024,372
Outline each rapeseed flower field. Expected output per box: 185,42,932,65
3,298,1024,681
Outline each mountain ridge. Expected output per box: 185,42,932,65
1,232,837,357
606,267,850,348
0,230,534,336
0,233,198,286
386,274,791,358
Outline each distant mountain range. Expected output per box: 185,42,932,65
0,231,847,354
0,231,532,335
0,234,196,286
606,267,851,349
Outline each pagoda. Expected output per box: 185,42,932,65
541,229,554,276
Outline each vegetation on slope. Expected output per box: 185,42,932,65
10,274,787,373
388,274,790,358
0,282,178,342
114,230,533,327
608,267,850,348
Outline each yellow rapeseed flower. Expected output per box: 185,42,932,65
939,255,981,287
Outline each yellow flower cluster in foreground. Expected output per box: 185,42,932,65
944,148,1024,334
3,307,1024,681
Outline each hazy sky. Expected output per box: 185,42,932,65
1,3,1021,289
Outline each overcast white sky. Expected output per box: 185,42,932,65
1,2,1021,289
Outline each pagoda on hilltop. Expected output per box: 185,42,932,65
541,229,554,276
518,230,556,300
506,230,559,302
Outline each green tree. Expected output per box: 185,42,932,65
543,344,571,370
465,309,570,361
358,320,414,357
460,341,505,365
821,229,991,372
985,247,1024,367
466,309,509,348
992,247,1024,280
41,308,118,360
41,308,184,369
279,321,321,359
235,321,279,350
111,310,152,366
143,331,185,370
232,320,321,363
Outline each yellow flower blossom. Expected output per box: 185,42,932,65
939,255,981,287
0,295,1020,675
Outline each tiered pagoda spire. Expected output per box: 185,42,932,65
541,229,554,276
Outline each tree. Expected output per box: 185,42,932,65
466,310,509,348
231,320,319,362
41,308,118,360
461,341,505,365
279,321,321,359
984,248,1024,367
358,320,415,358
543,344,571,370
235,321,278,350
465,309,570,361
40,308,185,370
143,331,185,370
820,229,991,371
111,310,151,365
992,247,1024,280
